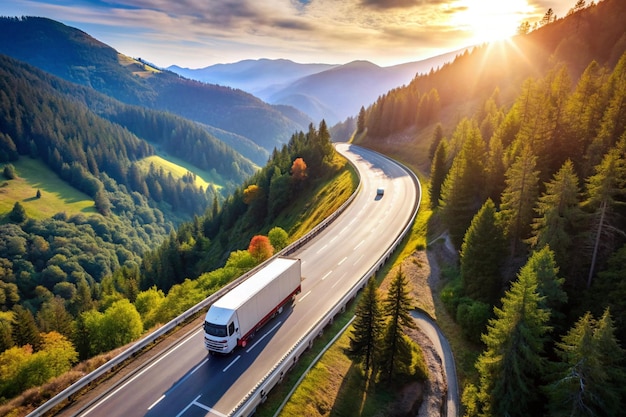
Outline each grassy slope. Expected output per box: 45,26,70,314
0,158,96,221
136,154,223,191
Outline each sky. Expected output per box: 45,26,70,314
3,0,575,69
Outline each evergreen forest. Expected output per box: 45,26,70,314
354,1,626,415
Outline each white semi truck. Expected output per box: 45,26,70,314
203,256,302,354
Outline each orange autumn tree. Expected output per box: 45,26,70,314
248,235,274,263
291,158,307,181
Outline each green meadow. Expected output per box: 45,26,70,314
0,158,96,221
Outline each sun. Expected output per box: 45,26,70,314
455,0,534,44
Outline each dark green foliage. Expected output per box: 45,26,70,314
499,146,540,255
439,119,488,248
460,199,506,305
474,261,551,417
582,146,626,288
11,305,42,350
378,268,416,382
546,309,625,417
8,202,26,223
588,244,626,344
428,139,448,209
455,298,491,344
529,160,584,275
349,278,384,375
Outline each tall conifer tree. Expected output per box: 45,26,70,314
349,278,383,376
475,260,551,416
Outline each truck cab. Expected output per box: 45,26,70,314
204,306,240,353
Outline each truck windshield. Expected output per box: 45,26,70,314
204,322,227,337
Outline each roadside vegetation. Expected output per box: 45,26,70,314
0,120,356,415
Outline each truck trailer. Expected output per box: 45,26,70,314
203,256,302,354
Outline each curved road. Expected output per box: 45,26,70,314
412,311,459,417
74,143,418,417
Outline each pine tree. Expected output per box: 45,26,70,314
529,159,584,270
379,268,416,382
349,278,383,376
428,123,444,160
460,199,506,305
583,147,626,288
429,139,448,209
357,106,366,133
475,262,551,416
8,201,27,223
547,309,626,417
11,305,42,351
440,119,487,248
500,145,540,255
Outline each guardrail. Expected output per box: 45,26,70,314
230,149,422,417
27,146,362,417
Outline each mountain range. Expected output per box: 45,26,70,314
0,17,312,166
169,52,462,125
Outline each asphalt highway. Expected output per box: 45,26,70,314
77,142,418,417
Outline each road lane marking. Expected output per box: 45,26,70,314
354,240,364,250
316,244,328,254
176,395,228,417
82,328,203,416
168,357,209,394
338,257,347,265
148,395,165,410
353,254,364,266
299,290,312,302
332,273,347,288
321,271,332,280
246,321,282,353
223,355,241,372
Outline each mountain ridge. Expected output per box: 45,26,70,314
0,16,310,159
168,51,466,124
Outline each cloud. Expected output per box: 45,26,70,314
359,0,449,10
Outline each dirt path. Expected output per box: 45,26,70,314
382,235,459,417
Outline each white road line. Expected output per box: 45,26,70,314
166,357,209,395
299,290,312,302
82,328,203,416
332,273,347,288
148,395,165,410
175,396,228,417
176,395,202,417
321,271,332,280
222,355,241,372
354,240,364,250
353,254,364,266
316,244,328,254
246,321,282,353
338,256,347,265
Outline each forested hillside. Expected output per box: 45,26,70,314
0,16,311,158
0,113,350,411
355,0,626,415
